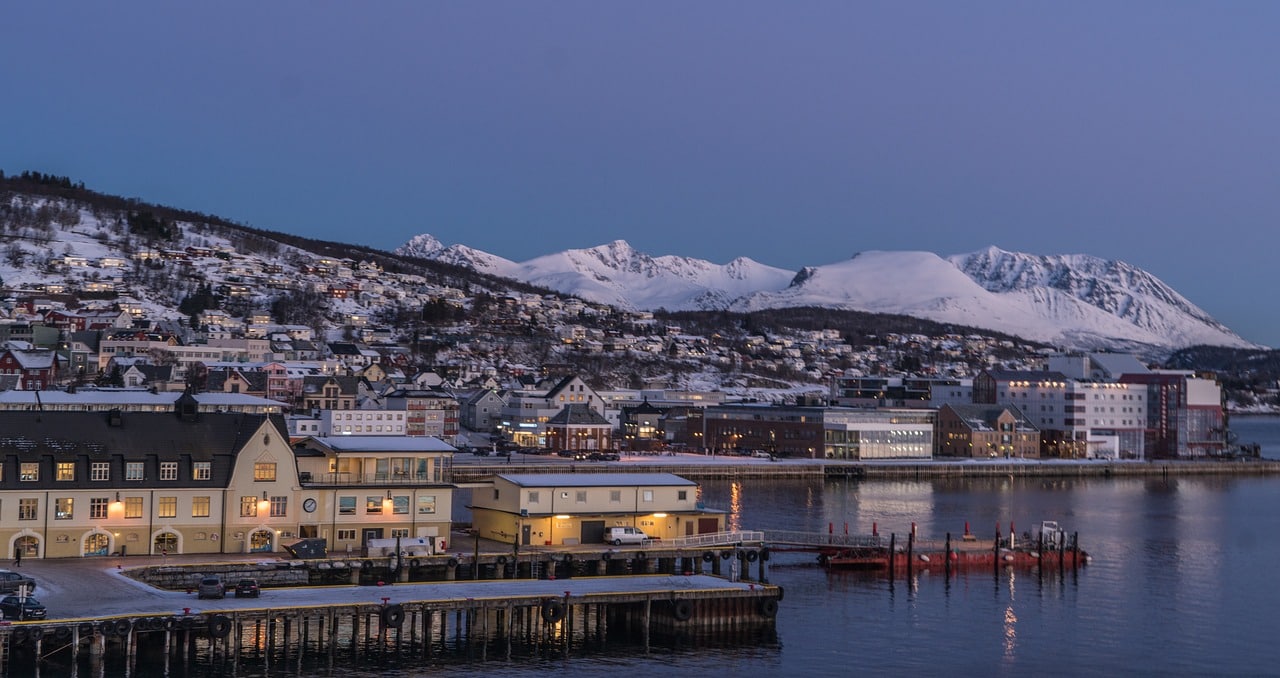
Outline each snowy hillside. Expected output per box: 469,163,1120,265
397,236,1256,351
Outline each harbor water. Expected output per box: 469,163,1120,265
96,416,1280,676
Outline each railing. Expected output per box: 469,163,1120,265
660,531,765,548
762,530,885,549
302,472,437,486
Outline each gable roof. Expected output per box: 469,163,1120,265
546,404,611,426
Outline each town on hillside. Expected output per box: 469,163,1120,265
0,174,1261,563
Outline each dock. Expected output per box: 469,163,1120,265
0,574,780,673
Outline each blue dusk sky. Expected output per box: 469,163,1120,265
3,3,1279,346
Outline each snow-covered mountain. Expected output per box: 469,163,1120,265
396,237,1255,352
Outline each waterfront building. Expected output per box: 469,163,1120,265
822,407,935,460
936,404,1040,458
469,473,723,548
290,436,455,555
498,375,605,449
0,397,455,560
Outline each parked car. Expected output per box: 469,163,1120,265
0,595,46,620
556,449,575,458
605,526,650,545
0,570,36,595
197,576,225,599
234,578,261,598
588,452,621,462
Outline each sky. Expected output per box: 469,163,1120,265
3,3,1280,346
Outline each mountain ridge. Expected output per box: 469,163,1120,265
397,236,1255,352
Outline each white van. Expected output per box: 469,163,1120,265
605,526,649,545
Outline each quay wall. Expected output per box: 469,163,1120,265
450,459,1280,482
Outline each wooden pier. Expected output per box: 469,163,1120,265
0,575,780,674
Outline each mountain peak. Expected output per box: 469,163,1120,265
394,233,1255,352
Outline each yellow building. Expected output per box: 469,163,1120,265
470,473,724,548
291,436,456,555
0,397,457,560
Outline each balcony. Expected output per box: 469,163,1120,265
301,471,439,486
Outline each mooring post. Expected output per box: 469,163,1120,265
945,532,952,579
642,597,652,653
1073,532,1080,569
907,530,915,579
888,533,896,581
1058,532,1066,575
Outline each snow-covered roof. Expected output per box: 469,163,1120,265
496,473,696,488
302,435,455,453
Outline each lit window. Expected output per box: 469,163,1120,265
125,497,143,518
365,496,383,514
254,462,277,482
193,462,211,480
417,495,436,514
20,463,38,481
56,462,75,481
240,496,258,517
192,496,211,518
55,497,73,519
158,496,177,518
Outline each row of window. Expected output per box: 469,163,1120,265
336,495,437,515
14,495,214,520
523,489,684,503
14,461,215,482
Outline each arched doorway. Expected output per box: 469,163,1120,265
154,532,178,555
84,532,111,557
248,530,273,553
14,535,39,560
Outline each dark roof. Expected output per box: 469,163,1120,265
0,410,287,490
546,404,611,426
942,404,1037,431
623,397,664,416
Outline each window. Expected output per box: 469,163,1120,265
254,462,277,482
90,497,108,519
159,462,178,481
678,490,688,501
337,529,356,541
193,462,211,480
91,462,110,481
417,495,436,514
528,491,540,504
56,462,75,481
642,490,654,503
270,496,288,518
192,496,210,518
126,462,144,481
339,496,356,515
55,497,73,519
240,496,258,517
390,528,409,538
610,490,622,503
125,497,143,518
392,496,409,515
576,491,587,503
20,463,38,481
158,496,177,518
18,498,37,520
365,496,383,514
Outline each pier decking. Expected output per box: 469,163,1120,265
0,574,781,673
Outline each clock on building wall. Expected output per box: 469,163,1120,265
303,498,317,513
